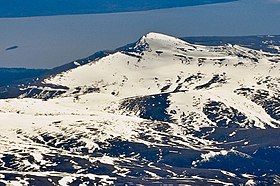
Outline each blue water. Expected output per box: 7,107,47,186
0,0,236,18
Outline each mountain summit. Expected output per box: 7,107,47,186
43,32,279,128
0,32,279,185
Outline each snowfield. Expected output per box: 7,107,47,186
0,32,279,185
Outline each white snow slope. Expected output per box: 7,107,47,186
0,32,279,185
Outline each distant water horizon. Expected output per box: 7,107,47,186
0,0,279,68
0,0,237,18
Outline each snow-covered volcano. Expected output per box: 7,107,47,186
0,32,279,185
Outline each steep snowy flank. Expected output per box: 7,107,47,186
41,32,280,129
0,32,279,185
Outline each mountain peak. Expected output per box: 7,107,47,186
140,32,186,44
144,32,178,39
134,32,195,53
0,33,280,185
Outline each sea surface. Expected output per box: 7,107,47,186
0,0,236,18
